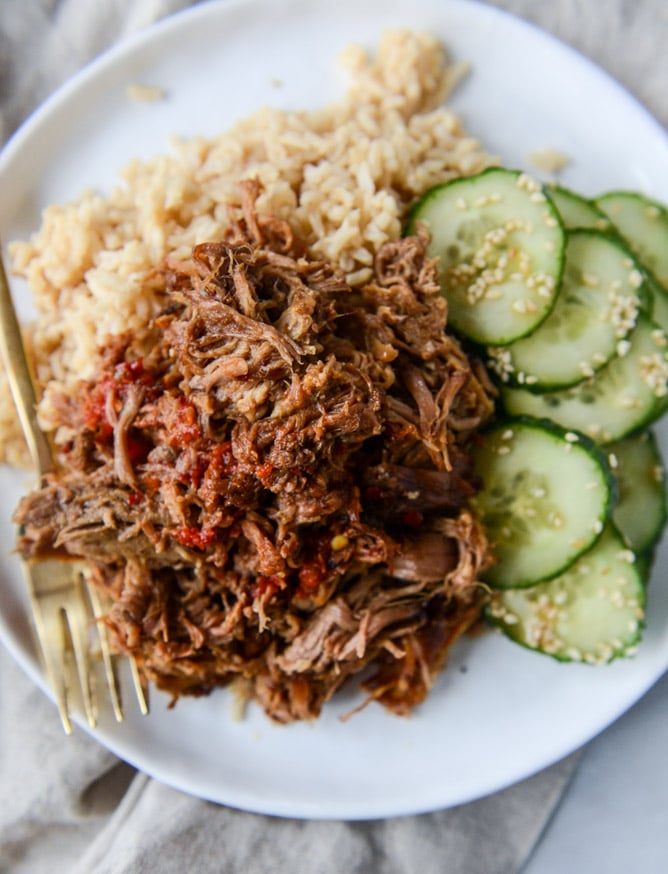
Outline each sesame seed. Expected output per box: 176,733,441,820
607,289,639,338
596,642,614,661
611,590,626,608
628,269,644,289
474,193,502,207
516,173,542,194
640,352,668,396
616,549,636,563
486,347,515,381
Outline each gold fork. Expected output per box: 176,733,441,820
0,241,148,733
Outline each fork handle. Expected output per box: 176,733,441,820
0,241,54,479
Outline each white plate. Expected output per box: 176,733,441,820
1,0,668,820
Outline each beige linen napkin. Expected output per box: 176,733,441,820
0,1,665,871
0,651,575,874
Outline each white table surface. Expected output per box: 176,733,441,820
523,672,668,873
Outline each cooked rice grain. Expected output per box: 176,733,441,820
2,29,493,466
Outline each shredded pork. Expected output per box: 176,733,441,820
15,181,495,723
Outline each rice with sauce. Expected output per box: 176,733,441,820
1,29,493,466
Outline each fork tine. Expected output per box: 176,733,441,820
24,566,74,734
87,579,149,717
86,582,123,722
129,655,150,716
62,572,98,729
23,557,98,731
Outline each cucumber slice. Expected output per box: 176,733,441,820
596,191,668,289
486,525,645,663
406,167,565,345
501,315,668,442
646,275,668,333
471,418,613,589
487,230,648,390
609,431,667,554
634,548,657,586
547,185,611,231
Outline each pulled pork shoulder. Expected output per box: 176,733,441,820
15,182,495,723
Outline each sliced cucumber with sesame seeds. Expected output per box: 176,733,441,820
596,191,668,289
547,185,611,232
486,230,649,391
470,418,613,589
405,167,565,345
485,524,645,663
501,314,668,443
609,431,667,556
592,192,668,332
